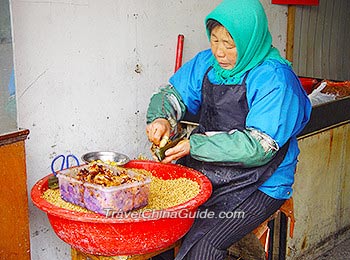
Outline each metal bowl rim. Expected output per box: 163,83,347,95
81,151,130,165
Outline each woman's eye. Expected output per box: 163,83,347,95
225,43,235,49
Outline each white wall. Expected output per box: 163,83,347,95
10,0,287,259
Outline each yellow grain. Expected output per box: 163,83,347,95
143,176,200,210
42,189,90,213
42,173,200,214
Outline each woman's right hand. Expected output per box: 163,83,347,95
146,118,171,147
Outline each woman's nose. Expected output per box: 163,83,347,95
215,46,225,58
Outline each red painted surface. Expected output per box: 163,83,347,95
272,0,319,5
174,34,184,72
31,160,212,256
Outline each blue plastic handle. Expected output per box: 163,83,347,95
51,155,65,176
50,154,80,176
65,154,80,169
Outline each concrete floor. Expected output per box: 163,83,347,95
317,237,350,260
226,229,350,260
226,237,350,260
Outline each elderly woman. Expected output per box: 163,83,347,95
146,0,311,259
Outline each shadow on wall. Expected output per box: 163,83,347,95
0,0,17,134
6,69,16,119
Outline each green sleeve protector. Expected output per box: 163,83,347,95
146,85,186,128
190,128,279,167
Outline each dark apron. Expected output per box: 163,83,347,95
175,67,289,259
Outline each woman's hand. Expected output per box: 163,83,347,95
161,139,190,164
146,118,171,147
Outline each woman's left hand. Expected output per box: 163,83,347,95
161,139,190,164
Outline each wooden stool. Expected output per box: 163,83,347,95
71,240,181,260
253,197,295,259
228,197,295,260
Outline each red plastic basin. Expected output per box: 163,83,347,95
299,77,320,94
31,160,212,256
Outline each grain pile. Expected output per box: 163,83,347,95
143,176,200,210
42,171,200,214
43,189,90,213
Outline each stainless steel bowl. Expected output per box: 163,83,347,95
81,151,130,165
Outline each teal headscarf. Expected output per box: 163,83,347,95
205,0,291,84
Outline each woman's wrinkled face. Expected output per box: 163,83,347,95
210,26,237,70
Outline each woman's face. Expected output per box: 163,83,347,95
210,26,237,70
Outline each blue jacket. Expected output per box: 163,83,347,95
169,49,311,199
